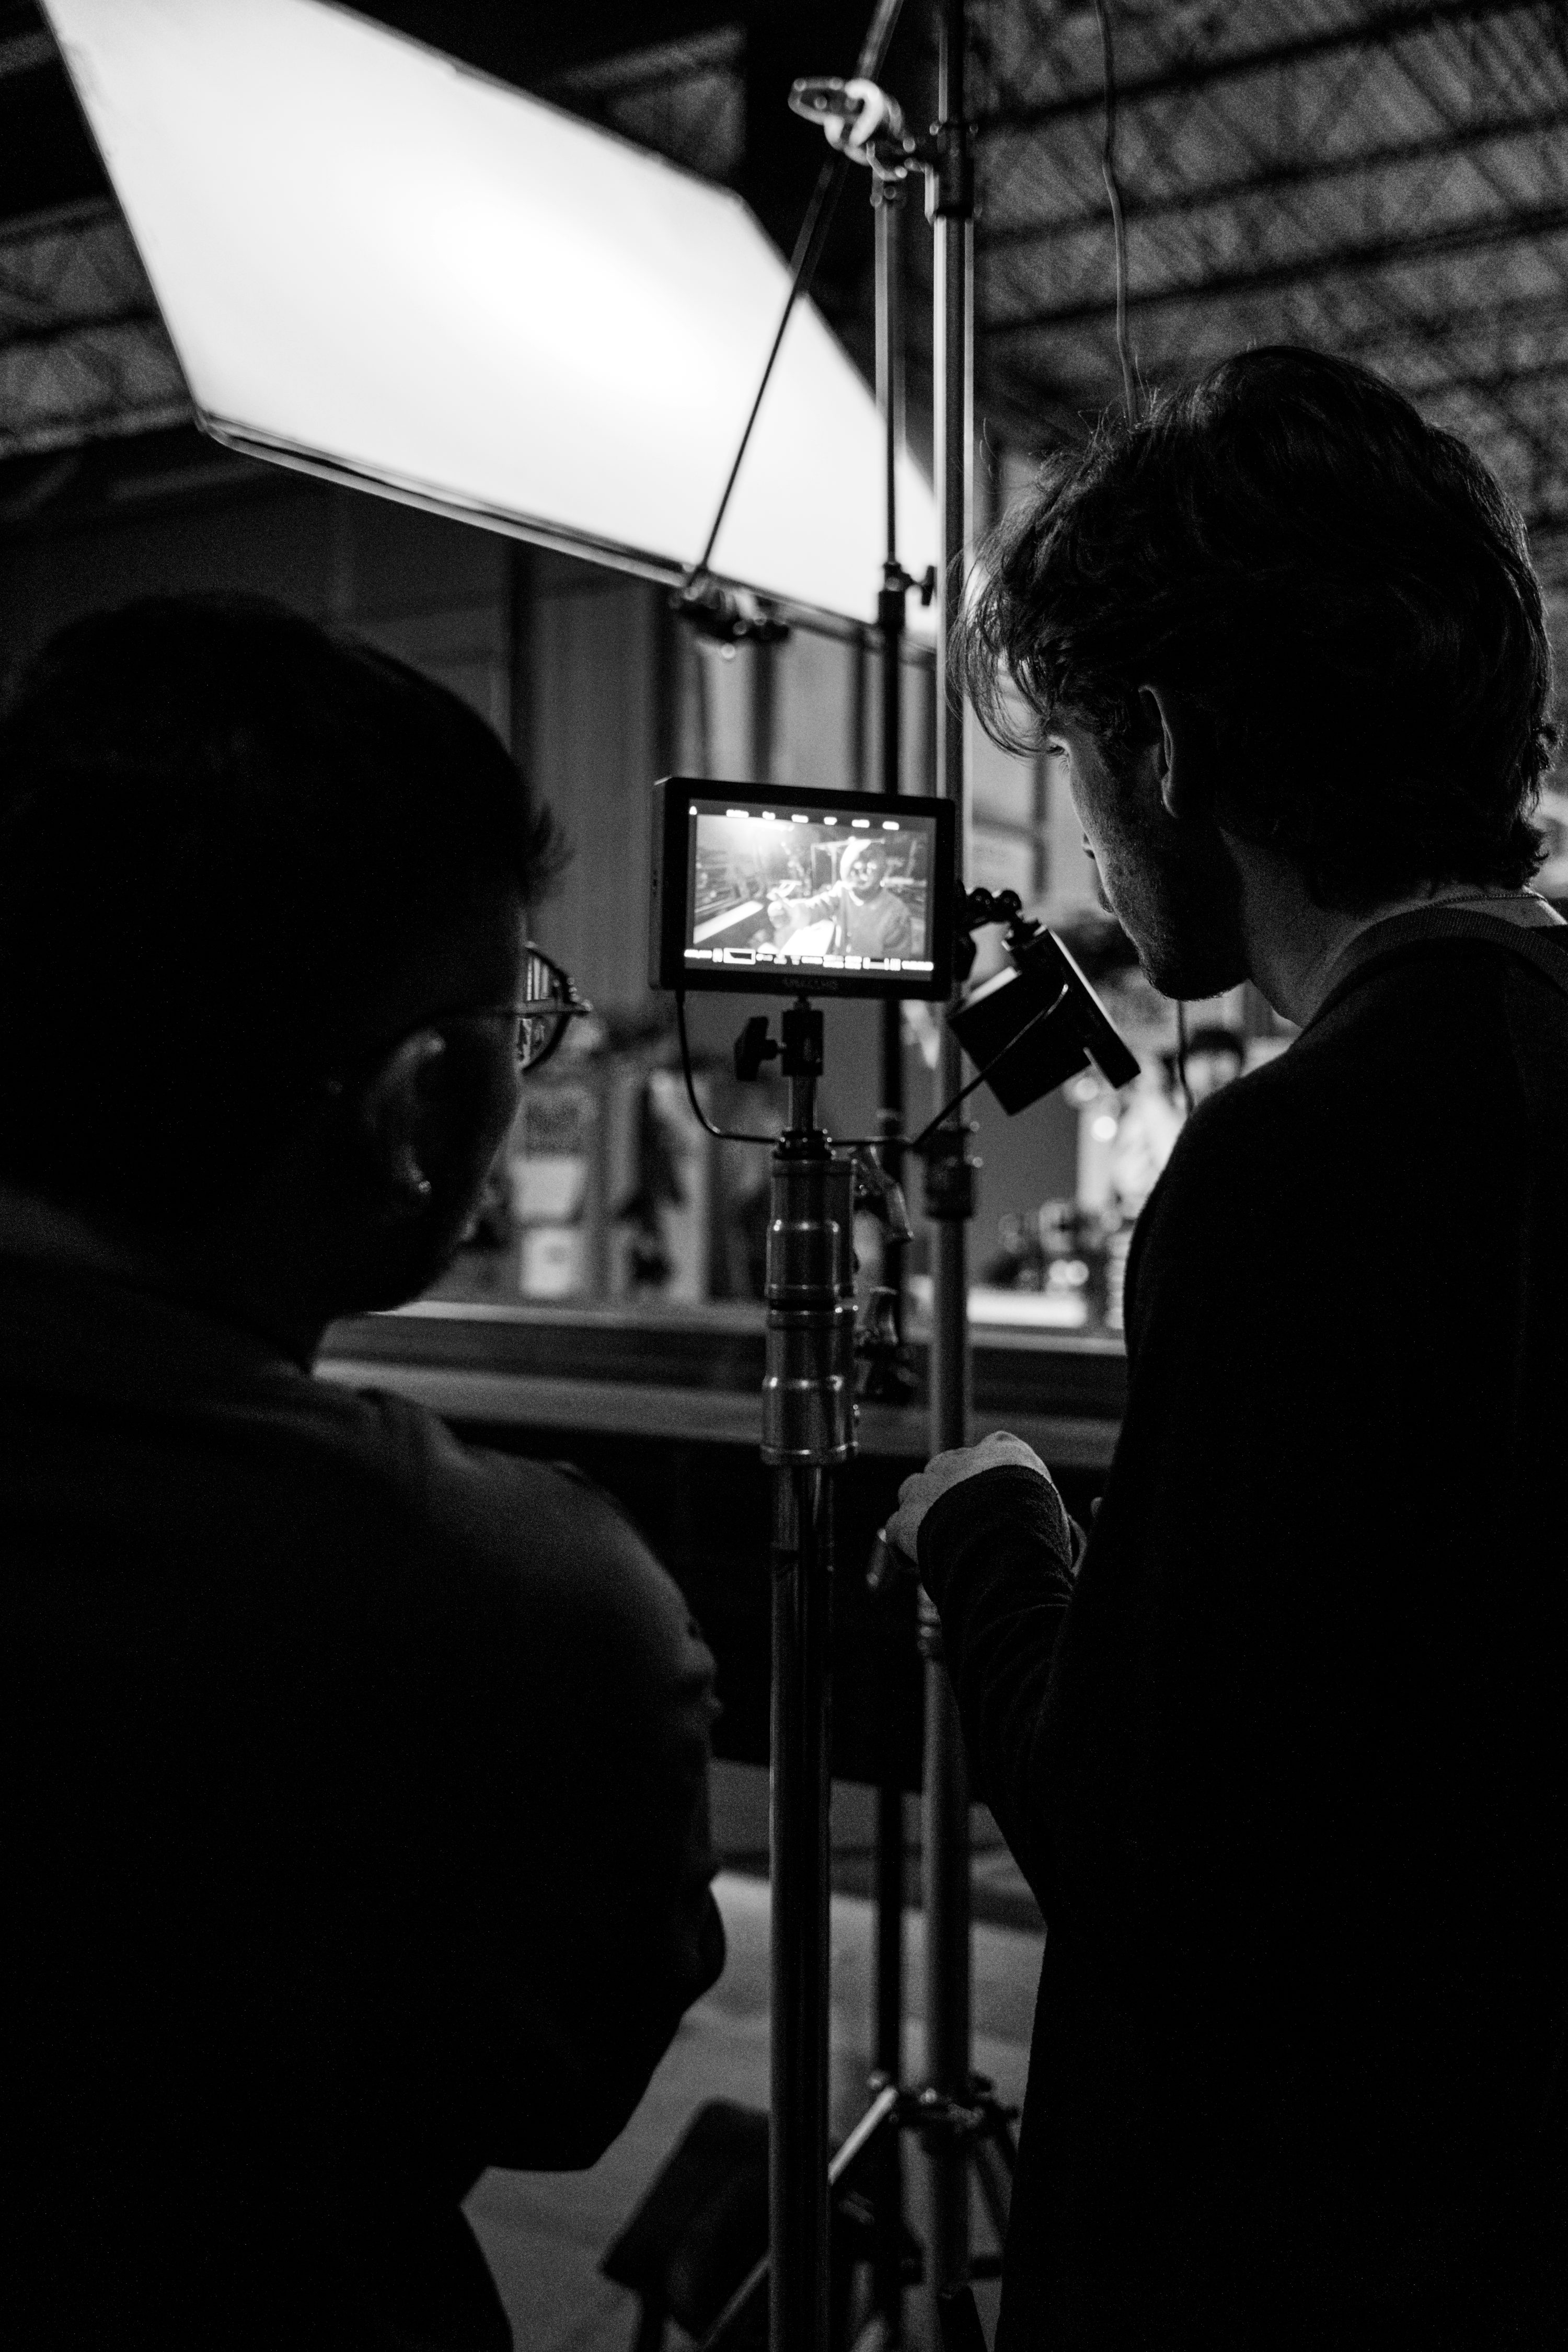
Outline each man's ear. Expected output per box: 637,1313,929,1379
356,1028,447,1205
1137,683,1203,821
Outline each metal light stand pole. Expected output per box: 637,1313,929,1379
922,0,982,2333
870,139,917,2352
760,999,857,2352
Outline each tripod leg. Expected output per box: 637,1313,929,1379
870,2079,905,2341
695,2255,767,2352
979,2095,1018,2174
970,2130,1011,2250
936,2284,989,2352
829,2085,904,2352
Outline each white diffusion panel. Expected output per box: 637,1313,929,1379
44,0,935,630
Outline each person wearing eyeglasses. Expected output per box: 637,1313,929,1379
0,597,724,2352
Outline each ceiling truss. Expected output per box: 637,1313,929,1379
0,2,1562,580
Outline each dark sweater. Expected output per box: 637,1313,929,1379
3,1230,724,2349
920,921,1568,2349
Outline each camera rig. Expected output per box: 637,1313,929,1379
940,884,1140,1123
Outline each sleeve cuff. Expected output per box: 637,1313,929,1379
916,1462,1076,1608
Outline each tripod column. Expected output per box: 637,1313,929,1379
769,1461,833,2352
925,0,977,2319
761,1017,856,2352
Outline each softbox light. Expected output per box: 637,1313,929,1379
43,0,937,632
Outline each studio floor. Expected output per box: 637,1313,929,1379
464,1767,1044,2351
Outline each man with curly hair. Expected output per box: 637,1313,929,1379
891,348,1566,2349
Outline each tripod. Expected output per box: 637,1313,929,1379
738,18,1015,2328
756,8,1008,2345
856,37,1023,2346
651,8,1007,2345
679,982,1014,2352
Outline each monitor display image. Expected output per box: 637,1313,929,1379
690,804,934,973
651,781,954,999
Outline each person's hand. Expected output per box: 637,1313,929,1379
884,1429,1052,1562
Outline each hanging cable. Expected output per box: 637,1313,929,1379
684,0,907,596
678,983,1075,1161
674,993,779,1145
1174,999,1193,1118
1093,0,1139,428
905,988,1066,1154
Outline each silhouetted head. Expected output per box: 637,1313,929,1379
960,345,1557,989
0,595,562,1304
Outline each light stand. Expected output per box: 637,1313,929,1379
662,10,1011,2346
869,112,921,2352
790,11,1011,2345
920,5,999,2342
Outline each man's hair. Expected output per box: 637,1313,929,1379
960,345,1557,909
0,595,561,1224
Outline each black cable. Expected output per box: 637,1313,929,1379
678,981,1081,1159
676,982,1045,1161
1093,0,1139,426
674,991,777,1145
906,987,1066,1154
676,986,908,1155
685,0,907,592
1174,997,1193,1119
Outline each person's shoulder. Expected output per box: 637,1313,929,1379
307,1376,694,1666
1125,1050,1325,1304
1153,1048,1306,1197
1315,921,1567,1034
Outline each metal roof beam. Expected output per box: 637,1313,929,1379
0,30,55,82
981,0,1553,136
1333,288,1568,356
1421,350,1568,396
985,200,1568,336
983,103,1566,252
0,303,162,359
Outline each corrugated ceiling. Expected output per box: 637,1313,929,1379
2,1,1563,586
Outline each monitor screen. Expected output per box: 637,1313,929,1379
651,781,954,999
